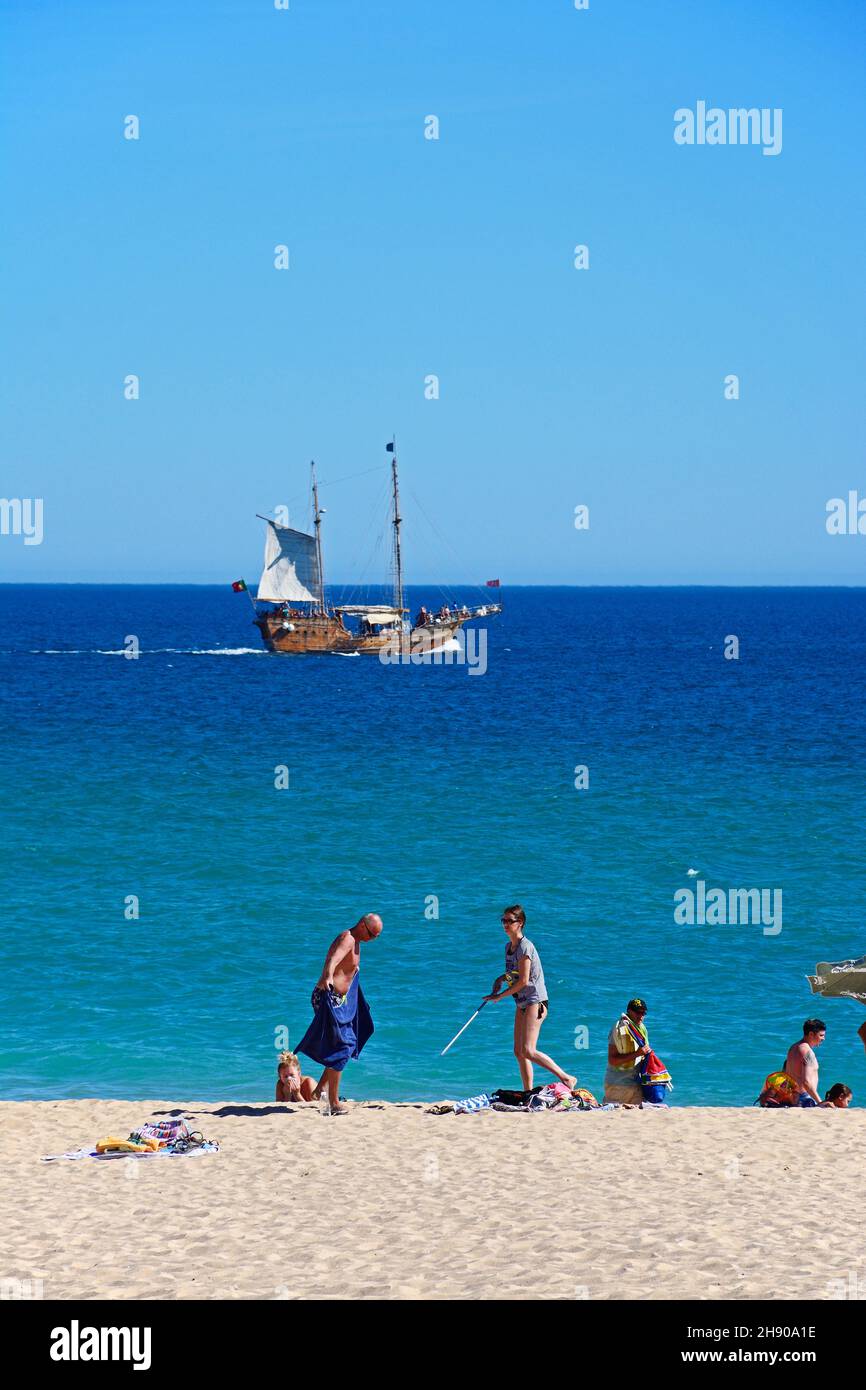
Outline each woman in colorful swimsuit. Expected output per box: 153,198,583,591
486,904,577,1092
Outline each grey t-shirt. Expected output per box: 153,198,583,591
505,936,547,1006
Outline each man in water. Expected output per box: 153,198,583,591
604,998,651,1105
297,913,382,1115
784,1018,826,1106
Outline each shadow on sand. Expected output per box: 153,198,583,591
150,1104,303,1118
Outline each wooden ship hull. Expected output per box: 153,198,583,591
253,607,467,655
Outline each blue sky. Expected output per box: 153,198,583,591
1,0,864,584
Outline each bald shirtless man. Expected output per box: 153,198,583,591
297,914,382,1115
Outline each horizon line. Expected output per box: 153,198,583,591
4,580,866,591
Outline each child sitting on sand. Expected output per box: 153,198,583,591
820,1083,853,1108
275,1051,316,1103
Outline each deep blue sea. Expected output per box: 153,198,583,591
2,584,865,1106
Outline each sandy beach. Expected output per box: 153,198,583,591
3,1099,863,1301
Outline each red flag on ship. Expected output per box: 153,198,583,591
486,578,500,587
231,579,247,593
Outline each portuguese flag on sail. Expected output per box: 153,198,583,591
231,579,247,593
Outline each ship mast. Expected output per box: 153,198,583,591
389,439,403,616
311,461,326,613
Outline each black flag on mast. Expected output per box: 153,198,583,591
386,441,394,452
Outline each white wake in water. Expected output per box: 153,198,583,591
33,647,268,656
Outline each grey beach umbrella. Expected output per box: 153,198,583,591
807,956,866,1003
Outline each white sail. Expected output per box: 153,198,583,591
335,605,403,623
257,520,320,604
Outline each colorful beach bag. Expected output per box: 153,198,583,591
756,1071,799,1108
639,1051,673,1104
129,1119,193,1148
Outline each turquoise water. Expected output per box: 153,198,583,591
2,584,865,1105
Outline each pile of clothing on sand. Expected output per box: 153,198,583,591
42,1117,219,1162
428,1083,611,1115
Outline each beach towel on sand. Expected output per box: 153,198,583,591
454,1093,492,1113
296,973,373,1072
42,1142,219,1162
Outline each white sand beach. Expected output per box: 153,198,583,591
3,1099,863,1302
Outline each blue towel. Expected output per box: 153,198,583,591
296,974,373,1072
453,1093,492,1114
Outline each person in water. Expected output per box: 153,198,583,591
275,1050,316,1103
820,1083,852,1108
296,913,382,1115
784,1018,826,1107
485,904,576,1092
604,998,651,1105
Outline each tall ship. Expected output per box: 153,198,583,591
246,442,501,655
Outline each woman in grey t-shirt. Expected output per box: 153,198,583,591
486,904,576,1092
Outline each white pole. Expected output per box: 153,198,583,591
440,1000,488,1056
